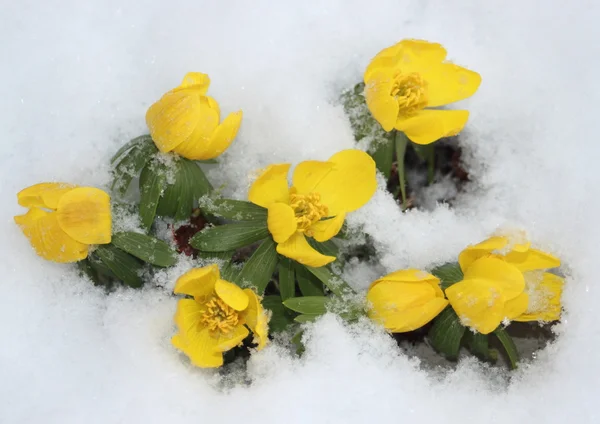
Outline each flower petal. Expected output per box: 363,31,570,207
423,63,481,107
515,273,564,322
503,248,561,272
395,109,470,145
364,39,447,82
445,279,505,334
458,236,508,271
172,300,224,368
214,325,250,352
174,110,242,160
276,232,335,267
242,288,269,350
55,187,112,245
369,298,448,333
17,182,77,209
248,164,291,208
15,208,88,263
364,70,398,132
293,149,377,215
311,213,345,242
178,72,210,93
215,279,249,311
168,96,221,159
503,292,529,320
463,257,525,300
267,202,297,243
174,264,220,299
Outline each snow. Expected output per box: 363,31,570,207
2,0,600,422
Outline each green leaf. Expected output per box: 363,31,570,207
111,136,157,195
304,265,351,297
295,264,324,296
262,295,295,333
111,232,177,267
430,262,464,290
78,259,100,284
395,131,409,210
428,307,466,360
411,142,435,184
94,245,144,288
294,314,321,323
494,327,519,369
179,159,212,219
283,296,328,315
139,161,167,230
465,332,496,362
278,257,296,301
235,238,278,293
291,331,305,355
200,251,236,280
201,198,268,221
308,238,339,258
369,137,395,180
190,221,269,252
87,253,118,279
111,135,153,164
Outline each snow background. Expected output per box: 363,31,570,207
2,0,599,422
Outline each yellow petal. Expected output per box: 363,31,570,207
364,39,448,82
15,208,88,263
515,273,564,322
445,279,505,334
458,236,508,271
17,182,77,209
215,279,249,311
214,325,250,352
267,202,297,243
178,72,210,93
503,292,529,320
364,70,398,132
503,248,561,272
242,288,269,350
174,264,220,299
311,213,345,242
167,96,221,158
369,298,448,333
293,149,377,215
248,163,291,208
378,268,440,284
55,187,112,245
171,300,224,369
276,232,335,267
463,257,525,300
422,63,481,107
395,109,470,145
173,110,242,160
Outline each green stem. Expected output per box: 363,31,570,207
394,131,409,210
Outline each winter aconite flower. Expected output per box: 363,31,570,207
445,236,563,334
146,72,243,160
14,183,111,263
248,149,377,267
171,264,269,368
364,39,481,144
367,269,448,332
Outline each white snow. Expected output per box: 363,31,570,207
2,0,600,422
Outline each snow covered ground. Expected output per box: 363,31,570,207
2,0,600,422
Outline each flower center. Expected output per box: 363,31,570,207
289,189,329,236
200,297,239,334
390,71,428,116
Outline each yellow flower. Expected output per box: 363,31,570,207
171,264,269,368
445,236,563,334
364,39,481,144
146,72,243,160
367,269,448,332
14,183,112,263
248,149,377,267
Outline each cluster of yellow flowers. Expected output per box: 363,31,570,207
368,236,563,335
13,39,564,369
